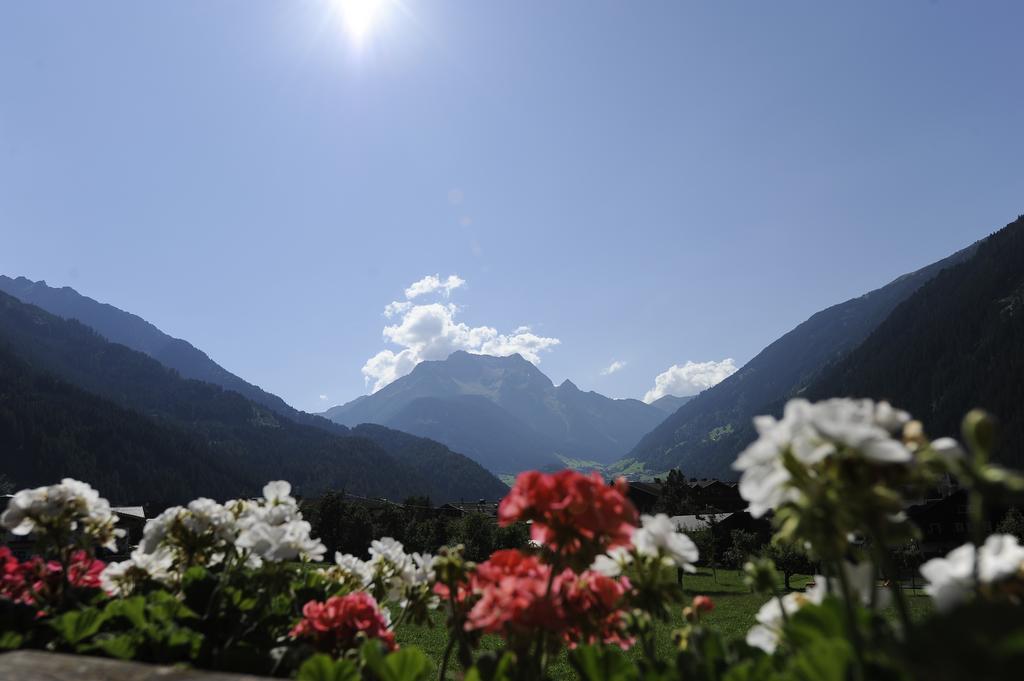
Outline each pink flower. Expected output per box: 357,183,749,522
462,550,632,650
692,595,715,614
499,471,638,561
0,547,106,611
464,550,558,637
290,592,396,653
558,570,632,649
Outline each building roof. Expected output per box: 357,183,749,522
627,481,663,496
669,513,733,532
112,507,146,519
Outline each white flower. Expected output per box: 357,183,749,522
262,481,294,505
929,437,965,462
590,546,632,577
183,498,236,541
805,561,890,609
921,534,1024,611
734,399,915,517
632,514,699,572
365,538,436,606
0,479,123,550
977,534,1024,583
746,590,821,653
746,561,885,653
920,542,976,611
100,546,176,596
140,506,184,553
733,400,818,518
332,552,374,588
810,399,911,463
236,519,326,562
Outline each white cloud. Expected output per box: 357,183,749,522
404,274,465,299
601,360,627,376
318,394,328,401
361,276,560,392
643,359,738,403
383,300,412,318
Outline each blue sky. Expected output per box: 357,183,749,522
2,1,1022,412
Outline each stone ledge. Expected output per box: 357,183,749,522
0,651,274,681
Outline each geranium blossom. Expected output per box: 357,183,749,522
0,479,124,551
734,399,915,518
499,471,638,560
100,546,176,596
464,549,558,637
0,548,106,609
920,534,1024,611
135,481,326,571
558,569,632,649
589,515,699,576
746,562,885,653
462,549,631,649
290,592,396,653
632,514,699,571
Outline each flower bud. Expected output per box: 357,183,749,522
743,557,777,595
692,595,714,613
962,409,997,459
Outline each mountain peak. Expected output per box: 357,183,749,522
558,379,580,392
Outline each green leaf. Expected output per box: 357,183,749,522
93,633,140,660
49,607,108,645
785,637,853,681
363,642,432,681
463,652,515,681
0,631,23,650
296,654,361,681
569,645,637,681
105,595,147,630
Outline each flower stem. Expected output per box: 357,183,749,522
835,563,866,681
437,634,456,681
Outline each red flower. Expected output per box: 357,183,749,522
558,570,633,649
0,547,31,605
498,471,638,561
0,547,105,610
464,550,558,638
463,550,632,650
432,580,472,604
692,595,714,614
290,592,396,653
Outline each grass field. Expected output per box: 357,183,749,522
394,568,934,680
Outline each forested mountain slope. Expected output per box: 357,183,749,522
0,292,506,503
626,239,977,479
0,276,341,433
806,215,1024,467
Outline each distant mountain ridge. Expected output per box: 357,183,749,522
626,238,979,479
0,290,508,505
323,351,668,472
0,276,338,433
649,395,694,414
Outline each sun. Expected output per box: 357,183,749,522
335,0,388,46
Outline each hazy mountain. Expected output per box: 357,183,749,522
626,238,979,479
805,215,1024,468
649,395,694,414
323,351,667,472
0,291,506,503
385,395,562,473
0,276,339,433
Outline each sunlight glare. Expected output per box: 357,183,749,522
335,0,388,46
